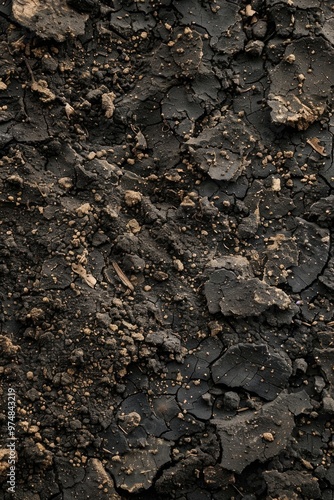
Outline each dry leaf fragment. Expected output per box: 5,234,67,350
101,92,116,118
306,137,328,157
65,103,75,119
135,130,147,150
72,263,97,288
112,261,134,291
85,273,97,288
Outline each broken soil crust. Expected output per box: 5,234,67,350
0,0,334,499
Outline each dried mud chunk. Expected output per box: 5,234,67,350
174,0,244,55
0,132,13,148
245,39,265,56
268,94,324,131
109,436,171,493
169,28,203,77
308,195,334,226
146,331,182,356
161,85,203,136
203,465,234,490
267,0,322,8
207,255,253,274
150,42,177,79
322,2,334,45
314,348,334,397
0,449,12,477
12,0,88,42
69,459,121,499
185,111,257,181
268,38,334,130
204,258,256,315
263,234,299,286
102,92,116,119
124,190,142,207
117,393,168,440
212,343,292,401
115,233,140,254
40,258,72,290
118,412,141,434
55,457,85,489
287,218,330,293
155,448,214,495
11,99,50,143
212,391,311,473
323,396,334,414
31,79,56,103
191,63,221,102
21,439,53,469
223,391,240,411
204,269,238,314
263,470,321,499
177,380,211,420
237,213,259,239
219,277,291,317
266,3,293,39
0,335,20,356
162,412,205,441
100,423,129,456
319,257,334,291
152,396,180,421
259,190,295,219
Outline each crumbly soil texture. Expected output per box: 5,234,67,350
0,0,334,499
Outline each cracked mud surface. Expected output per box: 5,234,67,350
0,0,334,498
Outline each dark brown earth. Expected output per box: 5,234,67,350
0,0,334,499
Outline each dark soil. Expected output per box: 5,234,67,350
0,0,334,499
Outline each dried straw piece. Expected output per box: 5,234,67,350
112,261,134,292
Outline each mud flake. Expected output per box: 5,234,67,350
12,0,88,42
212,343,292,401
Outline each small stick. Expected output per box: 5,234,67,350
232,484,244,497
24,57,36,83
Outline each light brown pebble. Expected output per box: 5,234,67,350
124,190,142,206
262,432,275,442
